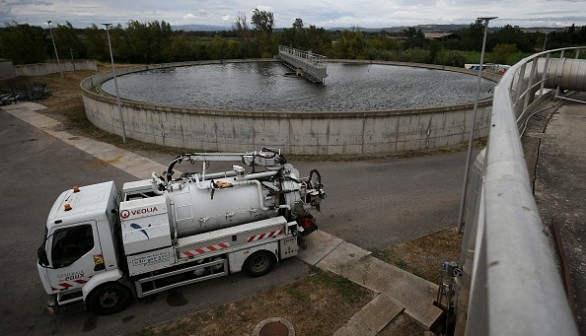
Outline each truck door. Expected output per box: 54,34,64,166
43,222,105,292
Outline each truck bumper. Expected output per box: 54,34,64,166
46,295,59,315
44,293,85,315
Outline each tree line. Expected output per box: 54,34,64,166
1,10,585,67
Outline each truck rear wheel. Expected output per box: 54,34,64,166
243,251,275,277
87,283,131,315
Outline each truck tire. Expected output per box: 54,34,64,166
243,251,275,277
87,283,131,315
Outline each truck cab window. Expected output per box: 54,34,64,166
51,225,94,268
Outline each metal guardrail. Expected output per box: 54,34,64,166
278,45,327,64
278,46,328,83
456,47,585,335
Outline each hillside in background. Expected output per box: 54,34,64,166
172,23,566,33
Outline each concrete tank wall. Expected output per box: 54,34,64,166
81,60,495,156
0,60,16,80
16,60,98,77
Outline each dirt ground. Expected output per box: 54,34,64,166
5,68,463,335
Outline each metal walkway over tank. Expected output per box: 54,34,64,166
278,45,328,83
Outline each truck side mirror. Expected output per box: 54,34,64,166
37,243,49,267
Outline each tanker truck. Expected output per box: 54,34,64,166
36,149,325,315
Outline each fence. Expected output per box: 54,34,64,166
456,47,585,335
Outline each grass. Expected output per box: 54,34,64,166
127,268,374,336
126,226,463,336
128,226,462,336
372,227,463,282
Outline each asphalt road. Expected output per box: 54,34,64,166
0,107,466,335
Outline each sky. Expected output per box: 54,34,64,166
2,0,586,29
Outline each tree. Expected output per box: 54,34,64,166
251,9,274,35
251,9,276,57
490,25,533,52
83,24,108,61
124,20,172,63
333,29,368,59
164,34,198,61
403,27,427,49
281,18,307,49
452,21,485,51
232,12,249,37
55,21,87,60
0,22,46,64
207,35,228,59
489,43,518,64
293,18,304,30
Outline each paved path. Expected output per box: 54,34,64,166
3,102,444,334
298,231,442,334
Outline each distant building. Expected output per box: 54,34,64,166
424,32,460,41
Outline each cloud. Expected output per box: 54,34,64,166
527,10,578,15
2,0,585,28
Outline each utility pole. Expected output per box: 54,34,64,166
70,48,75,71
47,20,63,78
103,23,127,144
457,16,497,233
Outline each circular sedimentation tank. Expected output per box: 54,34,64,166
101,61,494,112
81,59,498,156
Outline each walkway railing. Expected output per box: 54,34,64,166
457,47,585,335
278,45,328,83
278,45,327,64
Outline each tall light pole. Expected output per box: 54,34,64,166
70,48,75,71
103,23,127,144
457,16,497,233
47,20,63,78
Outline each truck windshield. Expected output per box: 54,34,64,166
51,224,94,268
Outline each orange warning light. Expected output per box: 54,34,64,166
73,186,80,193
64,203,72,211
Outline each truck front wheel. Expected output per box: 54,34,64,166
243,251,275,277
87,283,131,315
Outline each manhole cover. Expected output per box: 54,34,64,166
253,317,295,336
260,321,288,336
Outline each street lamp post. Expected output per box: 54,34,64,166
103,23,127,144
70,48,75,71
47,20,63,78
457,16,497,233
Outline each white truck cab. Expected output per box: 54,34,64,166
37,181,123,312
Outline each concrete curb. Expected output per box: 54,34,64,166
334,294,404,336
298,231,442,330
2,102,170,180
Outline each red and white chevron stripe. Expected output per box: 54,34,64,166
51,278,89,292
247,228,284,242
181,242,230,258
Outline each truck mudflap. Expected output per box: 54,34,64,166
298,214,318,236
